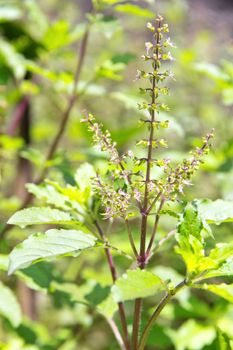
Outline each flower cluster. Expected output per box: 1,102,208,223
92,174,130,219
81,114,120,165
162,130,214,200
82,15,213,219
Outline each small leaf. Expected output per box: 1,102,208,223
112,269,164,302
8,229,97,274
7,207,74,228
0,282,22,327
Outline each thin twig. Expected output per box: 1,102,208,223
125,219,138,258
94,220,131,350
107,318,126,350
146,191,162,215
146,198,165,255
154,229,176,252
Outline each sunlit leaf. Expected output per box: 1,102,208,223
7,207,74,228
112,269,164,302
194,283,233,303
115,4,154,18
198,199,233,224
168,319,216,350
8,229,97,274
0,6,22,21
0,38,25,79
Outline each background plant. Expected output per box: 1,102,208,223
0,1,233,350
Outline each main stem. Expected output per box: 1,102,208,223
132,20,161,350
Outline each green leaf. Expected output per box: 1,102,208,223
7,207,74,228
51,280,118,318
0,38,25,79
0,6,22,21
8,229,97,274
217,330,232,350
194,283,233,303
195,62,229,83
168,319,216,350
175,203,212,275
26,183,71,210
177,202,203,249
198,199,233,224
115,4,154,18
112,269,164,302
75,163,96,191
0,282,22,327
42,20,73,51
222,87,233,106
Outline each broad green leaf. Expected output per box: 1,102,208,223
20,147,45,168
51,280,118,318
194,284,233,303
96,60,126,81
17,262,60,292
200,259,233,280
168,319,216,350
26,183,71,210
0,282,22,327
8,229,97,274
195,62,229,83
0,6,22,21
75,163,95,190
7,207,74,228
198,199,233,224
98,294,118,319
115,4,154,18
0,39,25,79
112,269,164,302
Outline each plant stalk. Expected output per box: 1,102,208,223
94,220,131,350
132,19,162,350
138,280,187,350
